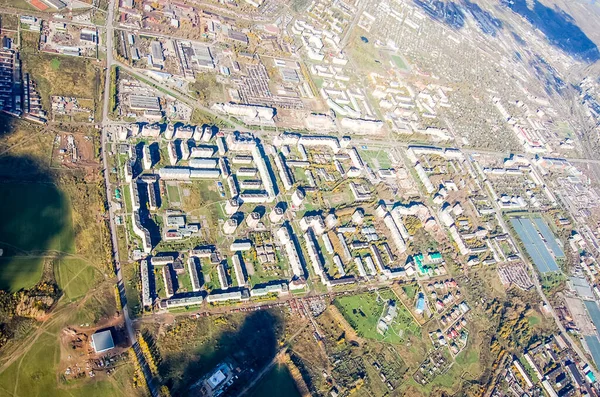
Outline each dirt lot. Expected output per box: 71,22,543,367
51,130,100,174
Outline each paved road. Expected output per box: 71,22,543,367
100,2,159,396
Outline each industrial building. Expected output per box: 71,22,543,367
91,330,115,353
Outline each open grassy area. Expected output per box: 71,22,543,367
123,262,142,318
52,178,111,267
345,34,387,75
180,180,223,213
247,363,301,397
334,288,420,344
201,263,221,292
165,182,181,205
391,54,409,71
0,0,33,10
402,284,418,300
0,94,121,395
147,309,286,394
0,14,18,30
66,283,119,327
19,51,103,118
0,183,72,252
358,148,392,169
0,183,73,291
55,258,99,301
0,258,46,292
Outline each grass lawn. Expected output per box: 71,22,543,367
312,76,324,89
455,346,480,366
0,332,60,396
0,258,45,292
50,57,61,71
391,54,409,70
247,363,301,397
0,14,18,30
152,309,285,394
402,284,418,300
202,264,221,292
180,180,222,213
358,148,392,169
0,183,74,291
346,34,387,75
527,313,541,326
166,183,181,205
0,0,34,10
0,183,73,254
334,289,420,344
519,355,540,383
178,269,194,292
55,258,99,301
556,121,574,139
123,262,142,318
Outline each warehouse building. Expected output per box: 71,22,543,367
91,330,115,353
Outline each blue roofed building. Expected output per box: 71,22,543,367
91,330,115,353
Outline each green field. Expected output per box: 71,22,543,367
312,76,324,89
123,262,142,318
346,34,387,75
0,0,33,10
248,364,301,397
0,183,74,291
402,284,418,300
391,54,409,70
0,14,18,30
166,183,181,204
0,258,46,292
55,258,99,301
358,148,392,169
180,180,222,214
334,289,420,344
202,263,221,292
177,269,194,292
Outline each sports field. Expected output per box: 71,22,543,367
391,54,409,70
334,289,420,343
